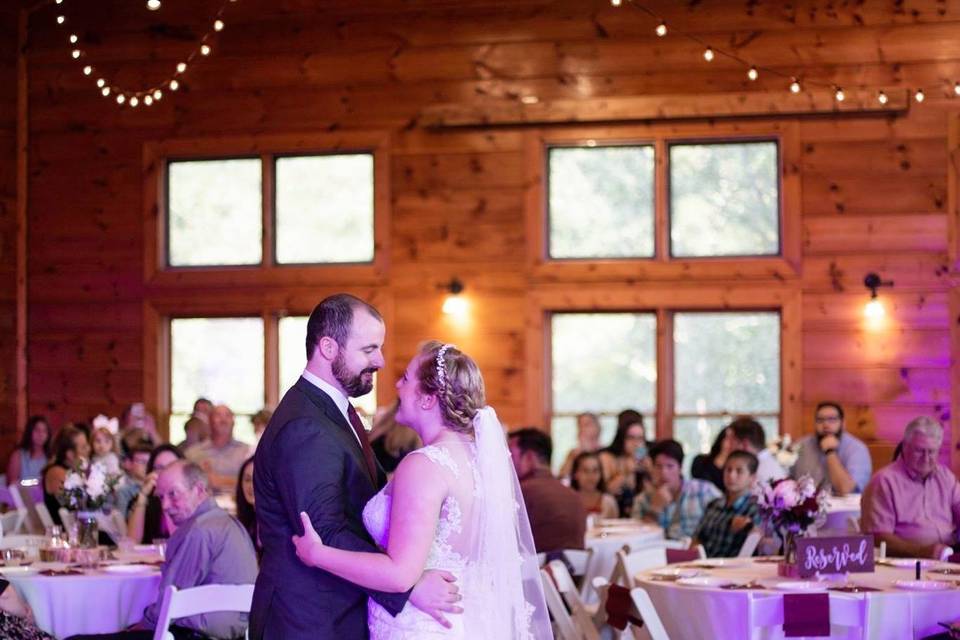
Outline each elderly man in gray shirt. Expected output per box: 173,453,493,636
67,460,258,640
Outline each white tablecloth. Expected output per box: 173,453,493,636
638,557,960,639
5,563,161,637
584,520,663,602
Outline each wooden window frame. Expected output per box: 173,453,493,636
141,131,393,439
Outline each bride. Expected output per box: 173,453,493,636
292,341,551,639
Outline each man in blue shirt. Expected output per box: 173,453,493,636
791,401,872,495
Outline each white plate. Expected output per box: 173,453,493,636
879,558,940,569
676,576,737,588
101,564,156,574
651,567,700,578
894,579,953,591
769,581,829,592
0,566,34,574
695,559,748,568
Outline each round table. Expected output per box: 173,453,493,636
821,494,862,535
4,562,161,637
638,556,960,640
583,520,663,602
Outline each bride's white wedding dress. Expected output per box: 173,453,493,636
361,407,551,639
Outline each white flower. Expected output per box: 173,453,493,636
796,475,816,501
63,472,83,491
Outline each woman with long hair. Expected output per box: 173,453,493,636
598,410,650,517
235,456,259,555
6,416,51,485
570,451,618,519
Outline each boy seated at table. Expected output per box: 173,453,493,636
690,451,761,558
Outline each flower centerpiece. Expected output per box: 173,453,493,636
754,476,827,576
767,434,801,470
59,459,124,547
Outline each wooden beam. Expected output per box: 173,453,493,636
15,8,28,433
421,90,911,128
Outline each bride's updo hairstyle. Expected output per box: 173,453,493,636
415,340,485,435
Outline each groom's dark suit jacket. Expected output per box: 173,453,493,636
250,377,409,639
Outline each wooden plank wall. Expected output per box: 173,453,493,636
0,4,19,450
6,0,959,468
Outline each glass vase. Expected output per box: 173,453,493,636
777,530,801,578
76,511,99,549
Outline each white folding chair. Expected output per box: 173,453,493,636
152,584,254,640
33,502,54,531
592,576,670,640
737,529,764,558
7,484,29,535
546,560,600,640
58,508,76,530
538,548,594,577
0,511,18,538
542,568,579,640
613,544,667,588
749,592,867,640
847,515,861,532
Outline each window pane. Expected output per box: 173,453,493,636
673,312,780,415
278,316,377,419
275,154,374,264
670,141,779,257
674,416,779,475
167,159,262,266
170,317,264,444
548,146,655,259
550,313,657,471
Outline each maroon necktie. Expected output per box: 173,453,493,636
347,404,378,485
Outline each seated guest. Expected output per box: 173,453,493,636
250,409,272,449
90,420,121,472
633,439,722,540
0,578,54,640
127,444,184,544
862,416,960,559
558,412,603,478
116,440,153,518
119,403,161,445
67,461,258,640
725,416,786,486
186,405,252,493
177,417,210,455
369,402,421,478
569,452,618,519
508,428,586,552
599,410,651,516
192,397,214,424
690,427,733,492
6,415,50,485
42,426,90,526
236,457,259,555
691,451,761,557
791,401,871,495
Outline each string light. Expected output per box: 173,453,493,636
914,89,925,103
877,91,889,105
71,49,81,59
144,95,153,106
129,96,139,107
611,0,622,5
834,87,845,102
703,47,714,62
955,83,960,96
169,79,180,91
655,21,667,37
96,78,105,87
116,94,125,104
789,78,801,93
56,15,65,24
200,44,211,56
101,87,110,96
82,65,92,75
214,20,224,31
146,0,161,9
153,89,163,100
176,62,187,73
747,67,758,81
69,34,78,43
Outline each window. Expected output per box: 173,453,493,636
545,138,780,261
550,313,657,470
549,310,781,473
170,317,264,445
165,152,375,268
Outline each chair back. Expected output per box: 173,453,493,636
737,530,764,558
748,592,866,640
847,515,861,532
33,502,54,531
7,484,30,535
151,584,254,640
615,544,667,588
546,560,600,640
665,545,705,564
630,586,670,640
541,568,579,640
0,511,18,538
538,548,594,577
59,508,76,529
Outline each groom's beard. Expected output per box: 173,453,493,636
333,352,377,397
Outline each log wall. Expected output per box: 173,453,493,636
0,4,19,451
5,0,960,469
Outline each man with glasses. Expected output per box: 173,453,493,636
790,401,871,496
862,416,960,559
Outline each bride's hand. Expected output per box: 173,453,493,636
292,511,326,567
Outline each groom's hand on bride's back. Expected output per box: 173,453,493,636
410,569,462,628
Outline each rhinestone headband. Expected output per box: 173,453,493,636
436,344,454,389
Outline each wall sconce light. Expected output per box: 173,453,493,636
441,278,468,316
863,272,893,321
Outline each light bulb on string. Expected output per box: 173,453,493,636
610,0,622,5
703,47,715,62
747,67,758,81
834,87,845,102
71,49,81,59
915,89,925,103
82,65,92,76
144,95,153,106
200,44,211,56
878,90,888,105
147,0,161,10
96,78,105,88
789,78,801,93
655,22,667,37
176,62,187,73
955,82,960,96
69,34,78,44
214,20,224,31
56,15,65,24
101,87,110,96
116,94,125,104
153,89,163,100
169,79,179,91
129,96,139,107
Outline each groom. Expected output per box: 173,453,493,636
250,294,460,639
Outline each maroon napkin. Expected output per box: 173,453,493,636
604,584,644,631
948,553,960,564
39,568,83,576
666,548,701,564
783,593,830,637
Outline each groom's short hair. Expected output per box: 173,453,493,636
306,293,382,360
509,427,553,465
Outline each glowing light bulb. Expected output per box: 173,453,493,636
789,78,801,93
153,89,163,100
147,0,161,9
55,0,63,4
520,95,539,104
864,298,885,321
56,15,65,24
101,86,110,96
144,95,153,106
703,47,714,62
214,20,224,31
955,82,960,96
169,79,179,90
200,44,211,55
655,22,667,37
442,294,469,316
96,78,105,87
71,49,81,59
176,62,187,73
69,34,78,44
878,91,888,105
116,94,125,104
610,0,622,5
915,89,925,103
82,65,92,75
747,67,758,81
129,96,139,107
835,87,845,102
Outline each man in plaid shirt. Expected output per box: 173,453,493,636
691,450,761,557
633,439,722,540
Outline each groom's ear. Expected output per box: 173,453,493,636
318,336,339,361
